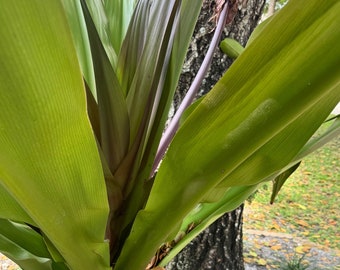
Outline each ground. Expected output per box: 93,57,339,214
243,229,340,269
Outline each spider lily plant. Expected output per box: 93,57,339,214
0,0,339,270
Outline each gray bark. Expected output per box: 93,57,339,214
263,0,276,20
166,0,265,269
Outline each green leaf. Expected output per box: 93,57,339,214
113,0,183,206
116,1,340,269
159,185,259,266
104,0,136,58
266,113,340,194
116,0,152,96
125,0,204,201
270,162,301,204
215,85,339,188
117,0,183,157
295,114,340,160
0,219,51,259
82,0,130,177
220,38,245,59
61,0,97,98
114,0,204,266
0,186,35,225
83,0,118,67
246,15,273,46
0,235,53,270
0,1,110,269
0,219,69,270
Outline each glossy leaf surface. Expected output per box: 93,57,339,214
0,1,110,269
116,1,340,269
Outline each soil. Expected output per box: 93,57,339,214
243,229,340,270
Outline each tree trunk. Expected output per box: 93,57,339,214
166,1,265,269
263,0,276,20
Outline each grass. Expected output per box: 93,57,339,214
244,119,340,250
276,254,309,270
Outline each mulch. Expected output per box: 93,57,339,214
243,229,340,269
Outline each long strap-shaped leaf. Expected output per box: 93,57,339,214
115,1,340,269
137,0,205,179
159,184,259,266
104,0,136,66
61,0,97,99
0,219,69,270
0,1,110,269
0,186,36,225
111,0,204,259
116,0,152,96
162,111,340,265
83,0,118,68
111,0,183,201
124,0,181,144
81,0,130,177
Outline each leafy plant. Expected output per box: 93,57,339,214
277,254,309,270
0,0,339,270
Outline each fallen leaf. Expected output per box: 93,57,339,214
254,243,262,249
296,203,307,210
249,251,258,257
295,245,311,254
329,220,337,225
270,245,282,251
244,257,253,263
256,258,267,266
296,219,309,227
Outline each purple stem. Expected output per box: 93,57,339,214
152,2,230,174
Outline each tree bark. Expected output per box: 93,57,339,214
263,0,276,20
166,1,265,269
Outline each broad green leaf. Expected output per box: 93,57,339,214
127,0,205,194
215,85,339,188
0,219,69,270
246,15,273,46
178,97,205,128
116,0,152,96
115,1,340,269
0,235,53,270
112,0,183,202
124,0,181,145
84,0,118,67
159,185,259,266
104,0,136,57
61,0,97,98
0,219,50,258
114,0,204,259
126,0,205,190
107,1,186,259
0,1,110,269
82,0,130,178
295,114,340,160
80,6,128,255
0,185,35,225
165,112,340,265
270,162,301,204
266,113,340,189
